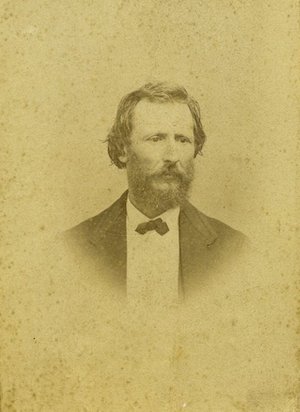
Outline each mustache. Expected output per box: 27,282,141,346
152,163,193,179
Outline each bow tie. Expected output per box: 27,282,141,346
135,218,169,236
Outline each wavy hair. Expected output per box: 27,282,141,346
107,82,206,169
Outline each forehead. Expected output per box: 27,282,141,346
132,100,194,134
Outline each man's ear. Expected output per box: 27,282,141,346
118,146,128,164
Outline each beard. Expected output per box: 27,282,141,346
126,155,195,214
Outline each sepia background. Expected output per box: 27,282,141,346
1,0,299,410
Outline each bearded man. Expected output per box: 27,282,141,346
65,82,248,303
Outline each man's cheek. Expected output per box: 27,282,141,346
144,160,161,174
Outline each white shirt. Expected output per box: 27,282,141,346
126,197,180,305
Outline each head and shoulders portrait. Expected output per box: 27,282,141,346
64,81,250,304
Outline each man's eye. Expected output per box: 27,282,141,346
178,136,191,143
149,135,163,142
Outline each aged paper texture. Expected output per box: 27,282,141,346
1,1,299,410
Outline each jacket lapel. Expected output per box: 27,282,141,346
90,191,127,289
179,201,218,295
89,193,219,295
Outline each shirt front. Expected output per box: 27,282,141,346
126,197,180,305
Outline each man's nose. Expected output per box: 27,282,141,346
163,137,179,162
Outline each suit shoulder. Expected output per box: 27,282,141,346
186,202,248,246
196,209,251,262
206,214,246,241
64,192,127,239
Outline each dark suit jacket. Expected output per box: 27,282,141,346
65,191,248,299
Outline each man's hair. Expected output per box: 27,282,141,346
107,82,207,169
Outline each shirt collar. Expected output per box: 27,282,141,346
126,196,180,232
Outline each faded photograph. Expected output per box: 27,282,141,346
64,82,249,304
1,1,298,411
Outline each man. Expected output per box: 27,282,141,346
65,82,248,302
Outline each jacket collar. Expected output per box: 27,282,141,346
180,199,218,247
95,190,218,246
89,191,219,295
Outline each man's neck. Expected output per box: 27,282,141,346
128,192,174,219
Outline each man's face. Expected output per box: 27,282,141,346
120,100,196,211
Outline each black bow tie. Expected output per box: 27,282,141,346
135,218,169,236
